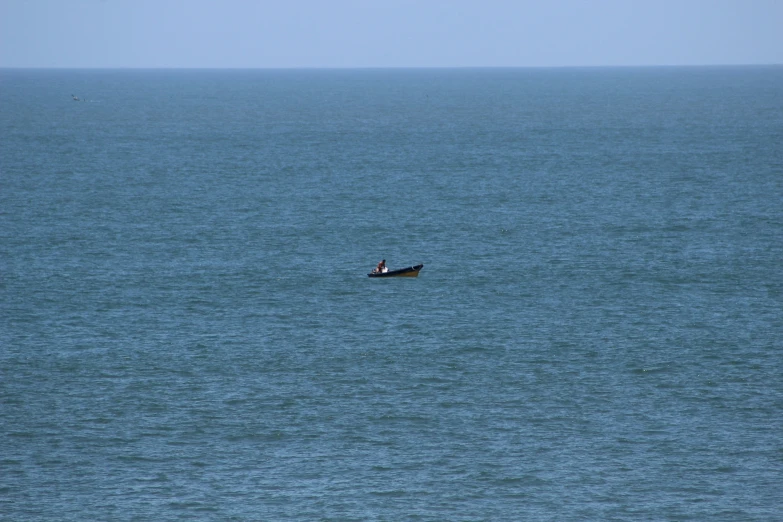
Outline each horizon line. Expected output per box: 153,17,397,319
1,63,781,71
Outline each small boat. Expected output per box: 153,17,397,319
368,264,424,278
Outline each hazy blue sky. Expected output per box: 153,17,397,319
1,0,781,68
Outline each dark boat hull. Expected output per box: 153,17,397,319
368,264,424,278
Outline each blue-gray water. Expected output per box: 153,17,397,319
1,67,782,520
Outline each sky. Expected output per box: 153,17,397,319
1,0,781,68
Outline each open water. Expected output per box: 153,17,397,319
1,67,782,520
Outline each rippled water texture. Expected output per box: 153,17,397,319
2,67,782,520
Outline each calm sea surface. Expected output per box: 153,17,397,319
1,67,782,520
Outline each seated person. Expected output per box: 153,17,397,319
373,259,387,274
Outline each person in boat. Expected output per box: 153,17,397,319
374,259,387,274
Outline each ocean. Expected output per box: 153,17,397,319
1,67,782,520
